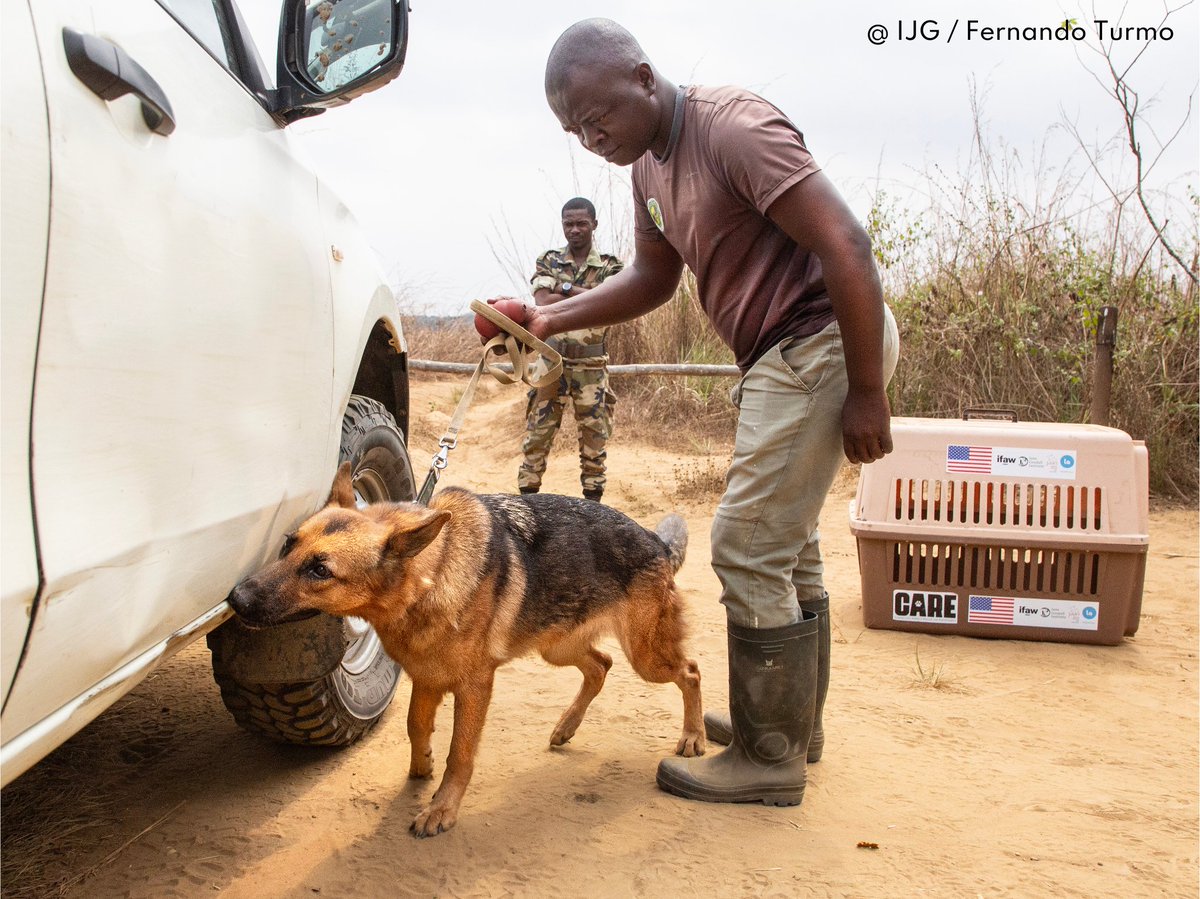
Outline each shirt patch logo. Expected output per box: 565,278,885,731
647,197,664,232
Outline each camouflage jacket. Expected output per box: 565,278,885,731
530,246,624,368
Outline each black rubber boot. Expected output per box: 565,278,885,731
704,594,830,762
799,594,829,761
656,613,817,805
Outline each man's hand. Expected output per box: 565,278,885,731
842,386,893,464
475,297,531,341
488,239,684,342
521,304,551,341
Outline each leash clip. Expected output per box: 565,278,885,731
419,434,459,505
431,444,451,471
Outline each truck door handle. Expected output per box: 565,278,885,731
62,27,176,135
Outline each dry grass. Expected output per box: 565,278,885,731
1,740,121,897
908,646,960,692
402,282,740,458
877,201,1197,500
606,275,739,452
401,313,480,364
671,455,730,500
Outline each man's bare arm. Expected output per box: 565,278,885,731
766,171,892,464
515,238,684,340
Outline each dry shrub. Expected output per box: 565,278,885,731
606,273,739,452
672,455,730,500
868,119,1198,500
884,232,1197,500
400,312,479,364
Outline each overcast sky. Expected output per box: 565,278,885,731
260,0,1198,315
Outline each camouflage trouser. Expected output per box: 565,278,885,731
518,364,615,494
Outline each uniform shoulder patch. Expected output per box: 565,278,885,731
646,198,665,232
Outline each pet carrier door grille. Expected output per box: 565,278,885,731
888,541,1103,596
891,479,1105,531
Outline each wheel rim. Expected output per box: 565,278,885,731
341,615,380,676
352,466,392,507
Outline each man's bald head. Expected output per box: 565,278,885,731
545,18,649,94
544,19,676,166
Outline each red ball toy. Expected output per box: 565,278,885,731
474,299,529,340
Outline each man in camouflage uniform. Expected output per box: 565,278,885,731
519,197,623,501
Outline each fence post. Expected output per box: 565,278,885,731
1091,305,1118,427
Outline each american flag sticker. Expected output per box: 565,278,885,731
947,444,993,474
968,595,1015,624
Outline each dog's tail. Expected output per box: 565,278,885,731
654,514,688,573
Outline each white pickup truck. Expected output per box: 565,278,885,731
2,0,416,785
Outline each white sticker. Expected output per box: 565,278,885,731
892,590,959,624
946,444,1077,480
967,595,1099,630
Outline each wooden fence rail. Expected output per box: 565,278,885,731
410,360,740,377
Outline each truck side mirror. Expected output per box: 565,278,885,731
270,0,409,121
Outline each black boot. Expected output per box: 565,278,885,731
704,594,830,762
800,594,829,761
656,613,818,805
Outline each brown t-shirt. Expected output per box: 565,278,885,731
632,85,835,371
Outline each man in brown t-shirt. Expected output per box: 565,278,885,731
490,18,899,808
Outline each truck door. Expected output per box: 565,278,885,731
0,0,52,708
3,0,338,738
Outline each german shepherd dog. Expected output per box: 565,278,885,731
227,463,705,837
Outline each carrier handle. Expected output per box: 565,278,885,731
962,407,1019,422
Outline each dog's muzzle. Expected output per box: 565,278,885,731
225,582,320,628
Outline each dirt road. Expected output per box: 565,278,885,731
3,377,1197,898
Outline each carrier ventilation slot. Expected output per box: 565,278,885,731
892,479,1104,531
888,541,1102,596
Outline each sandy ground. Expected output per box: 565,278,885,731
2,376,1197,899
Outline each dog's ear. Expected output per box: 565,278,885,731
385,509,452,560
326,461,356,509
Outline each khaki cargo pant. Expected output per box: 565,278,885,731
518,363,615,495
712,307,900,628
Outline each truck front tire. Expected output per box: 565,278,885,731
209,395,414,746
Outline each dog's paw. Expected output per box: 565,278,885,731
550,707,587,747
409,749,435,779
411,802,458,838
549,725,577,747
676,732,706,758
